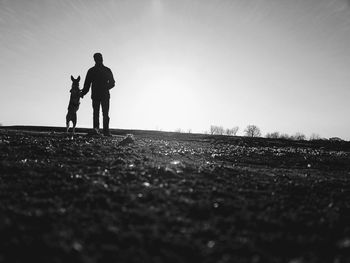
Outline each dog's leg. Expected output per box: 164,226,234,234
66,115,70,133
72,113,77,135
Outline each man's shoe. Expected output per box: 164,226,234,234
93,128,100,135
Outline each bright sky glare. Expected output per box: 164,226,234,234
0,0,349,139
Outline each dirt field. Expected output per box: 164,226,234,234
1,126,350,263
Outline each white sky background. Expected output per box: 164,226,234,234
0,0,349,139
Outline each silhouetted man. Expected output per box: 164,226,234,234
81,53,115,136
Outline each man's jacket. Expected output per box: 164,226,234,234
82,64,115,99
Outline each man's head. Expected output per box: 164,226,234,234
93,53,103,64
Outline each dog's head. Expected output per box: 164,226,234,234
71,75,80,89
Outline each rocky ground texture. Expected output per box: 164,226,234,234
0,127,350,263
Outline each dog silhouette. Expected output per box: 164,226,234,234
66,75,81,134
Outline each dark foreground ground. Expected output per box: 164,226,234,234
1,126,350,263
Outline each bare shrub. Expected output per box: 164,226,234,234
244,125,261,137
210,125,217,135
175,128,182,133
217,126,224,135
225,126,239,136
279,133,290,140
210,125,224,135
265,132,280,139
292,132,306,141
309,133,321,141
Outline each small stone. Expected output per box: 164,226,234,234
289,258,303,263
142,182,151,187
72,241,83,252
58,208,66,214
337,238,350,248
119,134,135,145
207,240,215,248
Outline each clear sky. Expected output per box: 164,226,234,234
0,0,349,139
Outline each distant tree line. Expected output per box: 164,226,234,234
209,124,262,137
265,131,344,141
208,124,264,137
210,125,239,136
174,128,193,134
267,131,313,140
265,132,308,140
176,124,345,141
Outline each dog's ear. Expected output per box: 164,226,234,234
71,75,74,81
77,76,80,82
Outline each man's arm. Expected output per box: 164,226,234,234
81,69,92,97
108,68,115,90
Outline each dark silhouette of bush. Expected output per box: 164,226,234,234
265,132,280,139
210,125,239,136
225,126,239,136
291,132,306,140
210,125,224,135
309,133,321,141
244,125,261,137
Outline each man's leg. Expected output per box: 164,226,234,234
101,96,110,136
92,99,101,132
